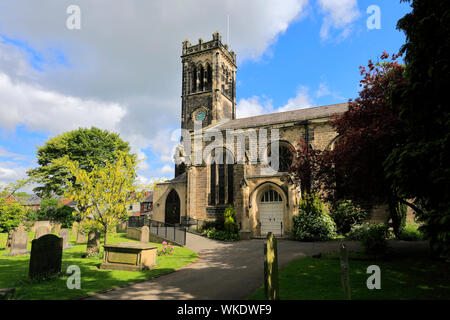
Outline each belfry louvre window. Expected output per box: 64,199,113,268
261,190,282,203
209,149,234,206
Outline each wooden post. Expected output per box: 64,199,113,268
264,232,279,300
340,243,351,300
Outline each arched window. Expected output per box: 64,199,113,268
209,148,234,206
260,189,283,203
267,143,294,173
206,64,212,90
192,66,197,93
199,65,205,91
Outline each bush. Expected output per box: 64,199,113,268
292,193,336,241
398,222,424,241
360,223,389,256
331,200,369,235
224,205,238,234
0,198,26,232
37,199,76,228
201,229,239,241
345,222,370,240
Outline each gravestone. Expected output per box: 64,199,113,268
71,222,79,234
35,226,50,239
264,232,279,300
9,230,28,256
76,231,87,243
86,229,100,257
28,234,62,279
340,243,351,300
59,229,72,249
5,230,14,250
140,226,149,243
51,223,61,234
17,223,26,232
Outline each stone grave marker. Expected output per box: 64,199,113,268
28,234,62,279
340,243,351,300
140,226,149,243
51,223,61,234
71,222,79,234
76,231,87,243
59,229,72,249
86,229,100,257
5,230,14,251
8,230,28,256
34,226,50,239
264,232,279,300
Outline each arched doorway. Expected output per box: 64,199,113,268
165,190,180,225
259,189,284,236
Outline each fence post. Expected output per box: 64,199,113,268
340,243,351,300
264,232,279,300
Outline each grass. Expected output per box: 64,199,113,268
0,232,198,300
248,251,450,300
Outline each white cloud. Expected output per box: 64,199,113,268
317,0,360,40
0,72,126,134
157,164,174,176
236,96,272,118
277,86,313,112
0,162,28,185
237,86,314,118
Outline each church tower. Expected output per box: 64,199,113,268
180,31,237,131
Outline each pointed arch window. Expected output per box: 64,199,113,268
208,149,234,206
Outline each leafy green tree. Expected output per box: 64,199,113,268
0,198,26,232
385,0,450,258
0,180,30,232
37,198,76,228
28,127,134,199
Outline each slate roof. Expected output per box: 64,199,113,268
214,103,348,130
159,172,187,184
142,191,153,203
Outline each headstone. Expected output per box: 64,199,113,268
76,231,87,243
340,243,351,300
86,229,100,257
8,230,28,256
51,223,61,234
140,226,149,243
264,232,279,300
59,229,72,249
5,230,14,250
35,226,50,239
17,224,26,232
28,234,62,279
71,222,79,235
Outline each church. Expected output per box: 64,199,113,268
151,31,355,238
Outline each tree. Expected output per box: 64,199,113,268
56,151,146,245
28,127,133,198
37,198,76,228
0,181,29,232
290,53,410,236
384,0,450,258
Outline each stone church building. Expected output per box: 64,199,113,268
152,32,386,238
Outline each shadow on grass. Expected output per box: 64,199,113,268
0,232,198,300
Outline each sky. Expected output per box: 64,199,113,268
0,0,412,191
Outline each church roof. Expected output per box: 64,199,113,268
215,102,348,130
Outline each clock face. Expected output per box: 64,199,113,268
195,111,206,121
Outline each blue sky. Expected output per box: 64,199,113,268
0,0,412,190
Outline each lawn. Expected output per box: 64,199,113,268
0,231,198,300
248,251,450,300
